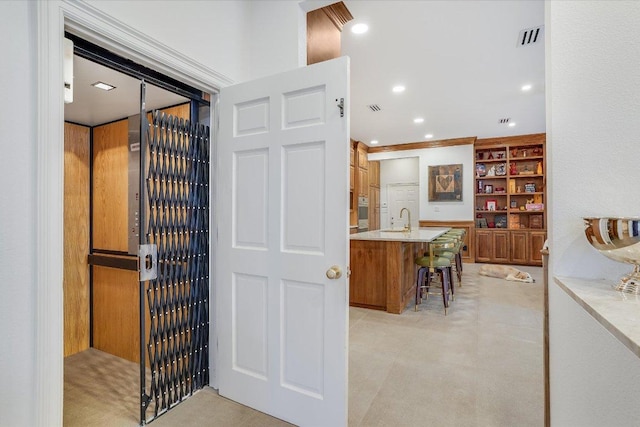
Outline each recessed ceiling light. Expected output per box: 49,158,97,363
370,140,379,145
351,23,369,34
508,122,516,127
92,81,116,91
392,85,405,93
424,134,433,139
413,118,424,124
521,84,532,91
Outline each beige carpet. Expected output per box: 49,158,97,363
64,263,543,426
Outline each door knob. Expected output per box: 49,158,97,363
326,265,342,280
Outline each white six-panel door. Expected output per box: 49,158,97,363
388,184,419,229
217,57,350,426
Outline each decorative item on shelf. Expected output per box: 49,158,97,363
488,152,494,160
511,148,518,158
484,184,493,194
495,163,506,176
477,180,484,193
521,149,528,157
583,217,640,294
497,152,505,159
476,217,488,228
517,185,523,193
509,179,516,193
509,162,517,175
530,215,543,229
495,214,508,228
536,161,543,174
488,221,496,228
510,200,518,209
532,147,543,156
509,214,520,228
476,163,486,177
524,183,536,193
494,186,505,194
526,203,544,211
486,165,496,176
485,199,497,211
534,194,543,204
520,165,534,175
519,206,526,211
477,152,485,160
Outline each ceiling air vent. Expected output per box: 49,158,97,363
499,118,510,124
517,26,543,47
368,104,382,112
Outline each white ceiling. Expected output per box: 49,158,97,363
66,0,545,143
341,0,546,147
64,55,188,126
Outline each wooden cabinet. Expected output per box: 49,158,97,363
493,230,510,263
358,167,369,197
475,229,493,263
529,231,547,264
350,239,422,314
369,160,380,187
476,229,510,263
357,144,368,170
369,187,380,230
350,165,355,190
368,160,380,230
474,134,546,266
349,140,357,226
510,230,529,265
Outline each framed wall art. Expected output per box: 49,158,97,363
428,164,463,202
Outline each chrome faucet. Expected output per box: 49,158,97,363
400,208,411,232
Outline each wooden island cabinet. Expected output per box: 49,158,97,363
349,228,449,314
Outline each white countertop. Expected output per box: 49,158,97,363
554,275,640,358
350,227,450,242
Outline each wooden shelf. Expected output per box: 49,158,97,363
510,155,544,161
474,134,546,265
510,173,544,178
511,191,544,195
475,158,507,163
475,176,507,180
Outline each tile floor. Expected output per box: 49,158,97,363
64,262,543,426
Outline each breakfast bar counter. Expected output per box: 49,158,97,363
350,227,450,314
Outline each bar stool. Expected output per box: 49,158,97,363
430,236,459,295
414,240,456,315
443,229,465,286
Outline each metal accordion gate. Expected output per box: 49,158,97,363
139,100,210,424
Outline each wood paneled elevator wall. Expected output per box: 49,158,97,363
63,103,190,362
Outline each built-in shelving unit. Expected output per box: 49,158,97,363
474,134,546,265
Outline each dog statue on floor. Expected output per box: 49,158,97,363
478,264,535,283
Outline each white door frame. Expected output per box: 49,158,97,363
36,1,231,424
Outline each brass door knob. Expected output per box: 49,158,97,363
326,265,342,280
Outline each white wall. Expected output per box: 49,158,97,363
547,1,640,424
369,143,475,222
548,284,640,426
0,1,305,426
0,2,36,426
86,0,252,82
247,1,306,80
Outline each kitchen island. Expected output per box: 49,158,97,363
350,227,450,314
